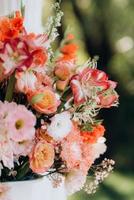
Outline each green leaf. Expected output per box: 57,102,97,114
30,93,44,104
16,161,30,180
5,73,16,102
82,123,93,132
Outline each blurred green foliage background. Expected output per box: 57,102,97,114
42,0,134,199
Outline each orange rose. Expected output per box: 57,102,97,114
29,141,55,174
27,88,60,114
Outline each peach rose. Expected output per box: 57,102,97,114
56,79,69,91
36,128,53,144
27,88,60,114
29,141,55,174
55,63,72,81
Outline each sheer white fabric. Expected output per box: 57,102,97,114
24,0,43,33
0,0,43,33
0,1,67,199
0,0,20,16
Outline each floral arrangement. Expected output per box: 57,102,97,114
0,2,119,196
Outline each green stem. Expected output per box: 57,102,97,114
16,161,30,180
20,0,25,17
5,73,16,102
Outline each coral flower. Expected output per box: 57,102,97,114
27,88,60,114
54,61,76,91
55,63,72,81
61,43,78,56
36,71,53,88
29,141,55,174
58,35,78,62
32,48,48,66
61,123,82,170
0,11,23,42
80,124,105,144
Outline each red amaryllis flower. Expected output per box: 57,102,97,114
98,89,119,108
70,67,118,106
0,38,31,76
0,36,48,80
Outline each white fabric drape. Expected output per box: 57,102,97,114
24,0,43,33
0,0,43,33
0,0,20,16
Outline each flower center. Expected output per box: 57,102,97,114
15,119,24,130
11,52,19,62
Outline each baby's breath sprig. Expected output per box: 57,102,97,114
44,1,64,43
83,159,115,194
